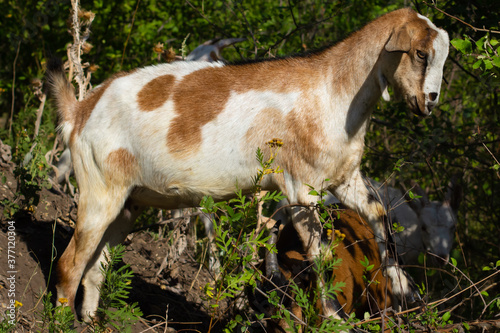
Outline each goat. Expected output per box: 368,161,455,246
282,177,461,266
250,208,396,331
46,8,449,320
369,178,461,266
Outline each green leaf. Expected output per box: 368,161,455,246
451,38,472,54
451,257,457,267
492,56,500,68
484,59,493,70
481,291,489,297
473,60,483,69
475,36,486,51
442,311,451,322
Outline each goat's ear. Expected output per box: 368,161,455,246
385,25,411,52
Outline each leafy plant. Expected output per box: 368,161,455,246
88,244,143,333
36,291,76,333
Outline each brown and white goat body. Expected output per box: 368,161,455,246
47,8,449,319
251,208,396,332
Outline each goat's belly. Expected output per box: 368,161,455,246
129,186,239,210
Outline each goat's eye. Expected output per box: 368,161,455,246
416,50,426,60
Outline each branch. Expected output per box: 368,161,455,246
8,41,21,136
120,0,141,69
423,1,500,34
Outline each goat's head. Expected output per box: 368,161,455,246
410,179,461,266
379,13,449,116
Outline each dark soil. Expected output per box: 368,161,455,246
0,166,228,332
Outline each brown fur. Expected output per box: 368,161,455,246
243,106,323,180
263,208,393,330
165,60,322,157
137,74,176,111
104,148,139,186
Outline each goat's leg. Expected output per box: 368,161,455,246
197,208,220,274
56,187,130,318
289,196,348,322
79,201,143,320
331,170,417,303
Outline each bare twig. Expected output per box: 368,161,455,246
8,41,21,136
120,0,141,69
32,94,46,140
423,2,500,34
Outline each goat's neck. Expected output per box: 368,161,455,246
321,21,395,138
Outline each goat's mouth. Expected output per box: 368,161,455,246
407,95,431,117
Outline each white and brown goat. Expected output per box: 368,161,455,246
47,8,449,320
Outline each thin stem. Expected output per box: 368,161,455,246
8,41,21,136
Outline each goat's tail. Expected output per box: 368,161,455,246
46,58,76,144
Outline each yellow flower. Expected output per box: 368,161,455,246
334,229,346,241
58,298,68,305
326,229,333,240
14,301,23,308
267,138,284,148
203,283,214,299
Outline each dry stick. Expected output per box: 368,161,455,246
424,2,500,34
32,94,46,140
481,141,500,169
120,0,141,69
28,92,47,155
70,0,85,101
8,41,21,136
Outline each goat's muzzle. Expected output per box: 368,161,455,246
409,95,433,117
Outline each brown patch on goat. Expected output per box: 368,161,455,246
56,237,78,311
168,67,232,156
243,105,323,186
105,148,139,185
334,209,393,316
71,71,134,144
167,60,321,157
137,74,176,111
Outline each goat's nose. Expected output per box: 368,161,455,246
429,92,438,102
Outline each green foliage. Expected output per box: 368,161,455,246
36,291,76,333
1,131,53,219
199,147,287,331
89,244,142,333
451,34,500,77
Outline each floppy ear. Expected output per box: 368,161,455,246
385,25,411,52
